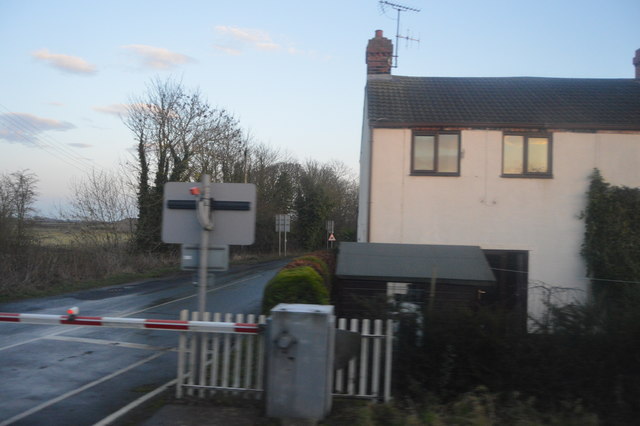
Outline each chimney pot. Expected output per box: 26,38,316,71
375,29,383,38
634,48,640,79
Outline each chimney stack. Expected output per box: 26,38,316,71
634,48,640,79
366,30,393,75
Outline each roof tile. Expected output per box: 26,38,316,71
367,76,640,130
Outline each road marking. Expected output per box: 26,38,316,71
0,273,263,352
44,335,176,352
0,327,70,352
119,273,262,317
0,352,166,426
93,378,177,426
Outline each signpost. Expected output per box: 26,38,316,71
275,214,290,257
162,176,256,317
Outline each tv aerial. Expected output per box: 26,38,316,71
378,1,421,68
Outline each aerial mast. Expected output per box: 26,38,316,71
379,1,420,68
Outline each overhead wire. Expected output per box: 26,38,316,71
0,106,93,173
0,103,104,174
0,106,96,173
490,267,640,285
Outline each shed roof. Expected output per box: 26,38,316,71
336,242,495,285
366,76,640,130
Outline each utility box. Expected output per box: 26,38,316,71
266,304,335,422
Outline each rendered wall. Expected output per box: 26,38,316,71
367,128,640,318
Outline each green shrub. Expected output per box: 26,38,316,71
262,266,329,313
282,255,331,290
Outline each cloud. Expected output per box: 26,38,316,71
214,25,284,54
67,142,92,148
212,44,242,56
0,112,75,145
121,44,194,70
32,49,97,75
213,25,325,60
92,104,129,117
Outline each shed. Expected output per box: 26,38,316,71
334,242,496,318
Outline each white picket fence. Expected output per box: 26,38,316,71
176,311,267,398
334,318,393,402
176,311,394,402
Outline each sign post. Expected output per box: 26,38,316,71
196,175,212,317
275,214,290,257
326,220,335,249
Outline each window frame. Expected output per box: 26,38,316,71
501,133,553,178
411,131,461,176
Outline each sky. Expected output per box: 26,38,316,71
1,0,638,216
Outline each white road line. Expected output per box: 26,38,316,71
44,335,176,352
92,378,177,426
0,327,70,352
0,352,166,426
0,273,263,352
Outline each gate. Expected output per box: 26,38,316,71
175,310,394,402
176,310,267,398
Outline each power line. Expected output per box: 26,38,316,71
0,103,99,172
0,103,103,174
491,267,640,285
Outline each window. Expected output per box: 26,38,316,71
412,132,460,175
502,134,552,177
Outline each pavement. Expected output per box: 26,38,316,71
112,387,275,426
138,402,268,426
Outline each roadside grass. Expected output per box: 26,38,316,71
322,390,599,426
0,264,182,303
0,246,289,304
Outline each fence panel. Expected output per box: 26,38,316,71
176,312,393,402
176,310,266,398
332,318,393,402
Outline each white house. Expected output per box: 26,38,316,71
358,30,640,320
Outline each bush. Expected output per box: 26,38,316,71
262,266,329,314
282,255,331,290
392,299,640,424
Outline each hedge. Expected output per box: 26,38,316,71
262,266,329,313
282,255,331,290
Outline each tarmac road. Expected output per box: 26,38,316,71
0,260,285,426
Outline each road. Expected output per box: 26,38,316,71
0,260,285,426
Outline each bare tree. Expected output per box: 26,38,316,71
0,170,38,249
64,169,136,249
123,77,244,251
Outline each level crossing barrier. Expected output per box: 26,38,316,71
0,311,259,334
1,309,393,403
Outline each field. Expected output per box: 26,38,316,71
0,218,175,302
30,218,133,246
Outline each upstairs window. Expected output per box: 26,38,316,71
412,132,460,176
502,134,552,177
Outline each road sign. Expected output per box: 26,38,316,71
275,214,291,232
181,245,229,271
162,182,256,246
328,233,336,242
326,220,334,233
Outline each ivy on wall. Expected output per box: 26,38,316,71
581,169,640,302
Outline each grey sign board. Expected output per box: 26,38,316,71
275,214,290,232
181,245,229,271
162,182,256,246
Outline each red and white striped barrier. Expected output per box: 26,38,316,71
0,312,259,334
